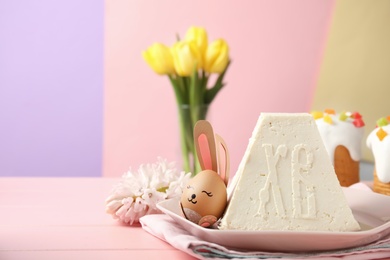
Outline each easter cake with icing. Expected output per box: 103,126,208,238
311,109,365,187
367,116,390,196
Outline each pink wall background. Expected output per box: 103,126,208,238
104,0,335,177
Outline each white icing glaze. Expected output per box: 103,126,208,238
315,114,364,163
367,125,390,183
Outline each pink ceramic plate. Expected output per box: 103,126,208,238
157,187,390,252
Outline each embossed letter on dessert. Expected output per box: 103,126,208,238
219,113,360,232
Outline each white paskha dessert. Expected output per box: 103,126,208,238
220,113,360,232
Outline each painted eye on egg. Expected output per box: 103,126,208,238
202,190,213,197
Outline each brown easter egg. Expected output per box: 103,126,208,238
180,170,227,220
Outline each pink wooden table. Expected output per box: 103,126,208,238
0,178,196,260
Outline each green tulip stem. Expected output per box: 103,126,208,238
177,104,191,174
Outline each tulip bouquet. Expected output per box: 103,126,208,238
142,26,230,175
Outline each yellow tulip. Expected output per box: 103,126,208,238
142,43,175,75
171,41,202,77
185,26,208,60
204,39,229,74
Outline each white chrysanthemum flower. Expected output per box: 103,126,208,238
105,157,191,225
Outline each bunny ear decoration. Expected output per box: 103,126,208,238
215,134,230,186
194,120,218,172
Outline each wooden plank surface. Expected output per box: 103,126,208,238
0,178,195,260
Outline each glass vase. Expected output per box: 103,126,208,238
177,104,210,176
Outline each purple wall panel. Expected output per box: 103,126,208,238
0,1,103,176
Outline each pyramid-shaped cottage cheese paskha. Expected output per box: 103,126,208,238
220,113,360,232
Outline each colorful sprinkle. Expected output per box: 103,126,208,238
311,111,323,119
323,115,333,124
351,112,362,119
377,117,389,127
312,109,365,128
324,108,335,115
353,118,365,128
376,127,388,141
339,112,348,121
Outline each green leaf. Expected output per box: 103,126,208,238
205,60,231,103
